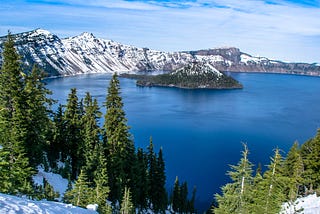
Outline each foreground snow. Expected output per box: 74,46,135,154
0,193,98,214
281,194,320,214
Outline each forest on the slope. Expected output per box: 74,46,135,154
1,33,320,214
0,33,195,214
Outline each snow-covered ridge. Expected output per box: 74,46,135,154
0,29,319,76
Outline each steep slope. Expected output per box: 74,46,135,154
0,29,319,76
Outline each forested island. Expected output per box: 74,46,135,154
122,62,243,89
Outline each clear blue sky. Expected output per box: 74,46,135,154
1,0,320,63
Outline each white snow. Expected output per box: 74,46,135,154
33,166,69,200
281,194,320,214
0,193,98,214
86,204,98,211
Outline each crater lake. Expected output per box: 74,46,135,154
45,72,320,211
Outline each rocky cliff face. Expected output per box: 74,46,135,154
0,29,319,76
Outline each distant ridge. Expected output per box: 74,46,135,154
0,29,319,76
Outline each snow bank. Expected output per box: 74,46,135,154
281,194,320,214
0,193,98,214
33,166,69,200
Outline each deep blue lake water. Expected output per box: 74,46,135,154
45,73,320,211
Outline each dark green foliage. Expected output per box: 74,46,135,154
254,148,286,214
120,187,134,214
63,169,93,207
147,139,168,213
93,147,111,214
283,141,304,201
133,148,149,210
214,143,253,214
171,176,196,213
81,92,102,183
103,73,135,203
0,32,34,195
34,178,59,201
172,176,181,212
153,148,168,212
63,88,83,179
48,104,66,169
300,129,320,192
23,64,53,167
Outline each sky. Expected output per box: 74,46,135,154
0,0,320,63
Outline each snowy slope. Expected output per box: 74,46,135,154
0,29,319,76
281,194,320,214
33,166,69,200
0,193,98,214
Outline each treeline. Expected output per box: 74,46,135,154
213,131,320,214
0,34,196,213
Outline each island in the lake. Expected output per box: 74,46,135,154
121,61,243,89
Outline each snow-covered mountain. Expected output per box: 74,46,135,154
0,29,319,76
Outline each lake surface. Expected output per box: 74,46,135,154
45,73,320,211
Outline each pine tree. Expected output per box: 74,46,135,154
94,147,111,214
283,141,304,201
300,130,320,192
120,187,134,214
154,147,168,213
23,64,53,167
43,178,59,201
0,32,34,195
214,143,253,214
64,88,83,179
147,137,157,209
147,143,167,213
64,169,93,207
48,104,66,169
172,176,181,213
187,186,196,213
253,148,286,214
81,92,102,183
103,73,135,202
133,148,149,211
180,181,188,213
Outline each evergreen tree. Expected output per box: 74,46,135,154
253,148,286,214
214,143,253,214
283,141,304,201
172,176,181,213
187,186,196,213
94,147,111,214
103,73,135,202
64,88,83,179
23,64,53,167
0,32,34,195
120,187,134,214
153,147,168,213
133,148,149,211
81,92,102,183
180,181,188,213
300,130,320,192
64,169,93,207
147,137,157,209
48,104,66,169
147,144,167,213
